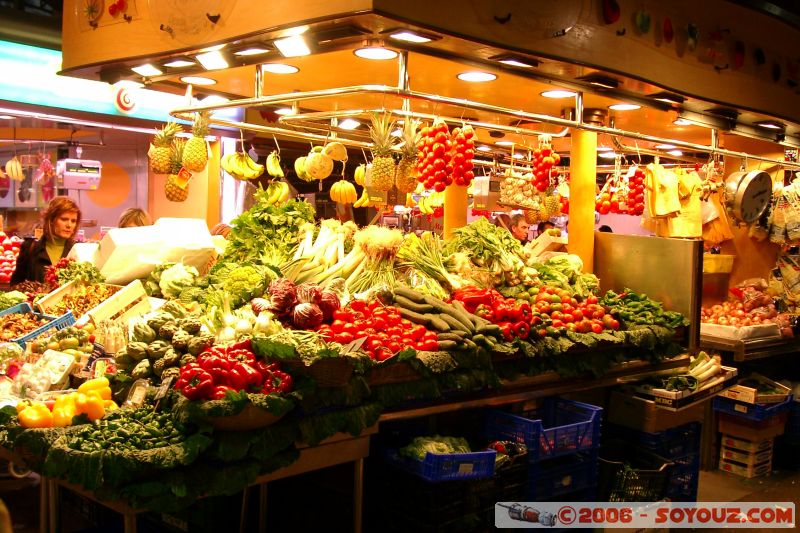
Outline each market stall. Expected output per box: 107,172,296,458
1,0,800,531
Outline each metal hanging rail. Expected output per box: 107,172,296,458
169,50,800,170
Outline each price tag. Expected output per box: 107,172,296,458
339,336,367,355
174,167,194,190
154,376,175,400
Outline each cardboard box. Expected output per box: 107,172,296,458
608,391,706,433
720,434,773,453
720,446,773,466
718,374,791,404
700,322,781,340
719,457,772,478
632,366,738,410
718,412,787,441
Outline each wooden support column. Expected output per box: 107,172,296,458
443,185,468,239
568,128,597,272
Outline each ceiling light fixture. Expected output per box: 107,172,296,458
389,30,434,43
667,150,684,157
650,92,685,105
577,74,619,89
673,118,692,126
234,47,270,56
608,103,641,111
180,76,217,85
476,145,492,152
655,143,676,149
163,58,195,68
338,118,361,130
495,140,515,146
196,50,229,70
541,90,576,99
201,95,229,105
131,64,162,77
0,115,14,120
490,54,538,68
261,63,299,74
599,151,619,159
457,71,497,82
274,35,311,57
755,120,785,130
354,46,398,60
113,80,144,89
596,146,613,152
274,107,296,116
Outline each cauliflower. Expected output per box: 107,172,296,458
159,263,199,299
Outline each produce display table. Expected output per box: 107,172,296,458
41,425,378,533
381,355,689,421
700,334,800,362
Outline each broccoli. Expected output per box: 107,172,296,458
212,263,275,308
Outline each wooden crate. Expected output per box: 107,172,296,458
36,280,150,324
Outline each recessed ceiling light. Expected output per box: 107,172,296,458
200,44,226,53
391,128,403,137
477,145,492,152
578,74,619,89
755,120,784,130
490,54,538,68
596,146,613,152
0,115,14,120
608,103,641,111
673,118,692,126
457,71,497,82
163,59,195,68
201,95,229,105
338,118,361,130
274,35,311,57
651,92,685,105
261,63,299,74
541,90,576,99
131,64,162,77
655,144,676,149
274,107,296,116
234,47,270,56
389,31,433,43
512,153,525,159
113,80,144,89
599,151,619,159
196,50,229,70
180,76,217,85
667,150,684,157
354,47,398,60
495,140,514,146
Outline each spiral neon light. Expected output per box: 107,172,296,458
114,88,136,113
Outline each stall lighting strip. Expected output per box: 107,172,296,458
169,54,800,170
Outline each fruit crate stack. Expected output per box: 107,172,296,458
713,395,793,478
607,422,701,501
485,398,603,502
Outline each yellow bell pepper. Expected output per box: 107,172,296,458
18,403,54,428
52,403,78,428
15,399,33,413
53,392,77,411
78,377,110,394
75,392,105,421
103,400,119,413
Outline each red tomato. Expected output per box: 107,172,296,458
591,323,604,334
418,340,438,351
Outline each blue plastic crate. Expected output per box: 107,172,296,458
383,448,496,483
527,450,598,501
787,400,800,437
485,398,602,461
0,302,75,348
607,422,701,460
713,395,793,422
666,453,700,502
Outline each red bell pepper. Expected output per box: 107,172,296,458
498,322,514,342
516,302,532,322
513,321,531,340
474,304,495,322
229,362,263,392
229,338,253,353
174,366,214,401
197,353,233,386
211,384,236,400
252,359,278,382
262,369,293,394
227,348,256,364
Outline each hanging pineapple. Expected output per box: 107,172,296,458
165,139,189,202
368,112,396,191
148,122,183,174
543,191,562,217
182,111,209,172
395,119,419,193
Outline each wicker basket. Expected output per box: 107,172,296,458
202,403,285,431
285,357,355,388
366,361,420,386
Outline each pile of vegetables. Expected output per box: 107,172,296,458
600,289,688,329
43,283,120,318
532,255,599,299
0,311,50,341
44,258,104,288
262,278,341,331
399,435,472,461
657,352,722,392
0,290,26,312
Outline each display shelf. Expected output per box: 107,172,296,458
700,334,800,362
380,355,689,422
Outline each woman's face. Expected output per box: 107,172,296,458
52,211,78,240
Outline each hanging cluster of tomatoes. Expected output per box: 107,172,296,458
596,168,646,216
416,120,476,191
530,139,561,192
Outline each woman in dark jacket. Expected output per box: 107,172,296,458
11,196,81,285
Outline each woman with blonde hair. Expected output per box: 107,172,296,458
118,207,151,228
11,196,81,284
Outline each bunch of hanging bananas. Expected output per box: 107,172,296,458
354,163,366,186
329,179,357,204
221,151,265,180
4,157,24,181
265,150,284,178
353,187,373,208
264,181,291,206
417,191,445,215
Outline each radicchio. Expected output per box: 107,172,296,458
295,283,323,306
319,290,340,322
292,302,324,329
268,278,297,315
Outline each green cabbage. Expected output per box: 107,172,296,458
159,263,200,300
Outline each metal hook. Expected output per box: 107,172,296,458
633,140,642,165
272,135,281,154
239,129,246,152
